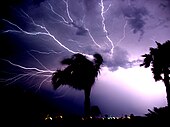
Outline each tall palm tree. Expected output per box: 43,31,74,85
140,40,170,108
52,53,103,116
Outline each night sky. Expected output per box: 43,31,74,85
0,0,170,117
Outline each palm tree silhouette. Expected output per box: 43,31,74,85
52,53,103,116
140,40,170,107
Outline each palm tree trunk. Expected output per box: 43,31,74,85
163,67,170,109
84,88,91,117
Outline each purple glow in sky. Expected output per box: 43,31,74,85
0,0,169,116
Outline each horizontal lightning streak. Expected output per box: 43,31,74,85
1,59,54,73
0,73,27,82
5,74,30,85
28,49,63,55
0,59,53,89
2,18,78,54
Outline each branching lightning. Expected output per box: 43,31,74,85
0,0,130,93
62,0,73,23
2,18,78,54
99,0,114,55
47,1,101,48
0,58,54,91
1,8,91,91
99,0,128,55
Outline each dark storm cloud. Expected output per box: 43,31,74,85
76,26,88,35
159,0,170,10
70,22,88,35
33,0,46,6
0,0,46,11
122,6,149,41
0,0,47,24
0,0,23,18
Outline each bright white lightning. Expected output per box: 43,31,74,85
88,29,101,48
103,4,112,13
47,1,101,48
2,19,78,54
0,58,54,91
46,2,70,26
1,0,131,93
62,0,74,23
83,22,102,48
1,59,54,74
99,0,114,55
1,8,95,90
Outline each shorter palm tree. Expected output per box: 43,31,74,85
52,53,103,116
140,40,170,107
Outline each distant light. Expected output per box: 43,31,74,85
127,116,131,119
45,114,53,120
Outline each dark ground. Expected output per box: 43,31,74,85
0,84,169,127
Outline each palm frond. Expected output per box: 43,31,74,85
140,54,152,68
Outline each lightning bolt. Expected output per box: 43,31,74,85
1,8,94,91
46,2,69,25
99,0,114,55
46,1,101,48
0,58,54,91
84,23,102,48
2,18,78,54
62,0,73,23
0,0,130,93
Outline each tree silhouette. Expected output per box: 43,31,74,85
52,53,103,116
140,40,170,108
145,106,169,119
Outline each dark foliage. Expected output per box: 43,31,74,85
140,40,170,107
145,106,170,119
140,40,170,81
52,53,103,90
51,53,103,116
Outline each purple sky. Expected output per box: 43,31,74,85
0,0,169,117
